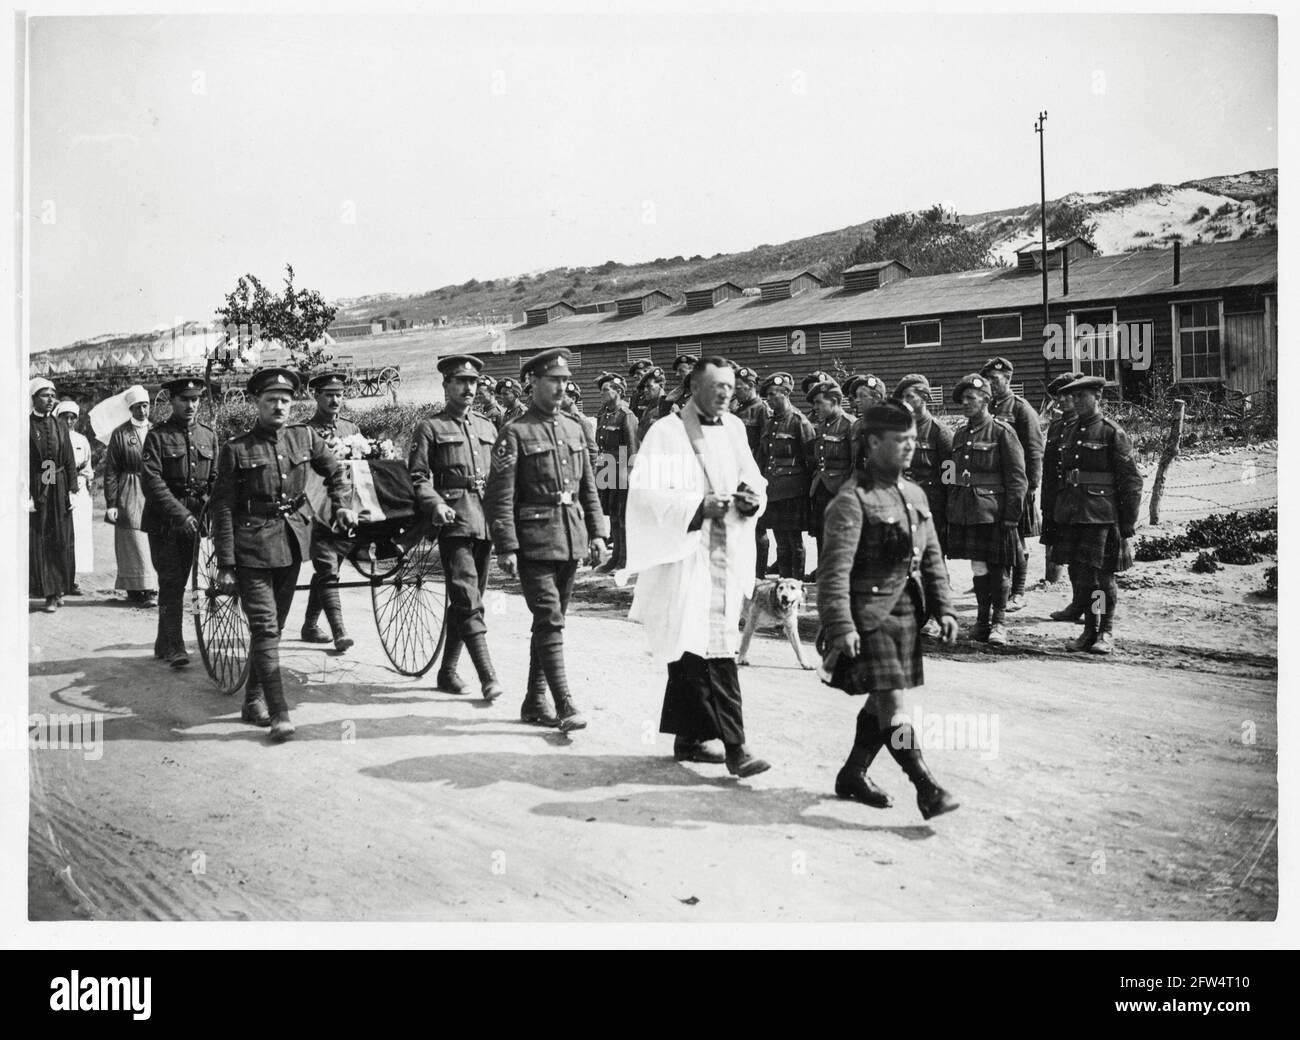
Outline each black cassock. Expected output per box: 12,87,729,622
29,411,77,598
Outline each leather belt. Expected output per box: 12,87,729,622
438,475,486,494
521,491,574,506
1065,470,1115,487
958,472,1005,488
242,494,306,517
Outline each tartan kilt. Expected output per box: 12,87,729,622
846,588,924,694
946,522,1023,566
1049,522,1130,572
1019,494,1041,538
761,495,809,531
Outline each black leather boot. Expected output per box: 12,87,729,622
301,586,331,643
241,682,271,726
464,631,504,702
988,572,1011,646
519,647,559,726
322,588,353,652
885,723,959,820
1068,595,1099,652
436,630,469,693
835,707,892,808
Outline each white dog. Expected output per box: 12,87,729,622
737,578,814,670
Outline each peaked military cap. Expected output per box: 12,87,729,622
980,356,1014,376
760,371,794,395
163,376,209,396
248,367,300,396
521,347,573,379
438,354,485,378
952,372,993,404
307,371,348,392
1048,371,1084,396
806,380,843,404
1058,374,1107,394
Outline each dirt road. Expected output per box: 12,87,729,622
27,447,1277,922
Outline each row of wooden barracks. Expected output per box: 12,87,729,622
476,235,1276,413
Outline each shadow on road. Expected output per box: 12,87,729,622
361,751,935,836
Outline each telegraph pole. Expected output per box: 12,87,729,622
1035,110,1049,386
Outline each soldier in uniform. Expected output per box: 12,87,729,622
562,379,600,476
485,348,608,732
211,368,355,741
845,374,889,473
408,355,505,700
731,366,771,575
980,357,1044,612
495,377,526,425
1039,371,1083,605
300,371,361,651
807,380,854,572
636,367,666,443
140,377,219,667
945,373,1027,646
893,373,953,555
800,370,835,398
818,400,960,820
1042,375,1143,655
593,372,639,571
757,371,816,579
475,373,506,429
626,359,654,415
657,354,698,419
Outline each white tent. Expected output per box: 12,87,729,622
53,358,74,374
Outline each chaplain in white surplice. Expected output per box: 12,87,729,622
619,357,772,778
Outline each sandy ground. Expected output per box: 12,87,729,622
27,446,1277,922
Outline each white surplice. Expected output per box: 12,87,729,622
620,400,767,663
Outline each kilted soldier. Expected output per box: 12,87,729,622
1042,375,1143,655
980,357,1044,612
636,366,666,443
757,371,816,579
844,374,888,472
475,373,506,429
800,370,835,398
807,380,854,569
300,371,361,651
818,400,960,820
29,378,77,613
495,377,526,425
408,354,504,700
893,373,953,555
211,368,355,741
485,348,608,732
946,373,1027,646
140,377,219,667
594,372,639,572
1039,371,1082,598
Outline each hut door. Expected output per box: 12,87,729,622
1224,308,1273,395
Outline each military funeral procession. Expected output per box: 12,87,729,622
11,6,1285,955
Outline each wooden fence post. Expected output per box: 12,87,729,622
1148,399,1186,525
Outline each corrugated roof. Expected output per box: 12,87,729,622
615,289,675,303
760,268,822,284
495,237,1275,354
1015,236,1092,254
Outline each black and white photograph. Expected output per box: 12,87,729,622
5,1,1289,948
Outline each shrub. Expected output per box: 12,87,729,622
1185,511,1251,549
1191,550,1220,573
1190,205,1211,222
353,402,444,455
1135,534,1191,561
1252,531,1278,555
1243,507,1277,531
1214,202,1234,218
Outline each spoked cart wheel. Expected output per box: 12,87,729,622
369,528,447,677
191,513,251,694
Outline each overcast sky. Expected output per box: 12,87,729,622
25,11,1277,349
